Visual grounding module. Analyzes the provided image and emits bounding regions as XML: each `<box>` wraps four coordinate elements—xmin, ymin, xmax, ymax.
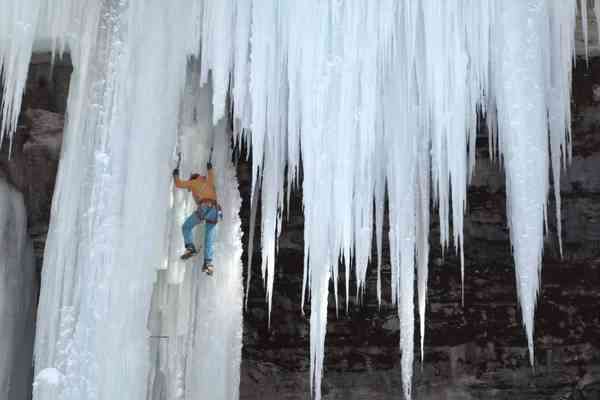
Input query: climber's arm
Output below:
<box><xmin>174</xmin><ymin>177</ymin><xmax>193</xmax><ymax>189</ymax></box>
<box><xmin>173</xmin><ymin>169</ymin><xmax>192</xmax><ymax>189</ymax></box>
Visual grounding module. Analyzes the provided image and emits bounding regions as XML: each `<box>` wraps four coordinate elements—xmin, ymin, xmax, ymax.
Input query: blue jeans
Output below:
<box><xmin>182</xmin><ymin>204</ymin><xmax>218</xmax><ymax>264</ymax></box>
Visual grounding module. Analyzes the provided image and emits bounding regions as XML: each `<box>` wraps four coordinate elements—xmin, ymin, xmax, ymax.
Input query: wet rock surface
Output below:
<box><xmin>1</xmin><ymin>55</ymin><xmax>599</xmax><ymax>399</ymax></box>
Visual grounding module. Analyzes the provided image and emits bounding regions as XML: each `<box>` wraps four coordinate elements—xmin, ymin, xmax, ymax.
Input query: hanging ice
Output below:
<box><xmin>0</xmin><ymin>178</ymin><xmax>36</xmax><ymax>400</ymax></box>
<box><xmin>0</xmin><ymin>0</ymin><xmax>41</xmax><ymax>147</ymax></box>
<box><xmin>0</xmin><ymin>1</ymin><xmax>590</xmax><ymax>399</ymax></box>
<box><xmin>213</xmin><ymin>1</ymin><xmax>577</xmax><ymax>398</ymax></box>
<box><xmin>493</xmin><ymin>0</ymin><xmax>553</xmax><ymax>367</ymax></box>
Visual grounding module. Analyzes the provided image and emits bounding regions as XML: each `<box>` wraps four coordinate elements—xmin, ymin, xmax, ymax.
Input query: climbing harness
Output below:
<box><xmin>196</xmin><ymin>199</ymin><xmax>223</xmax><ymax>224</ymax></box>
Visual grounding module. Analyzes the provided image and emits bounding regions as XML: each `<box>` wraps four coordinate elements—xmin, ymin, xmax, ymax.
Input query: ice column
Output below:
<box><xmin>0</xmin><ymin>178</ymin><xmax>36</xmax><ymax>400</ymax></box>
<box><xmin>34</xmin><ymin>1</ymin><xmax>197</xmax><ymax>399</ymax></box>
<box><xmin>146</xmin><ymin>63</ymin><xmax>243</xmax><ymax>400</ymax></box>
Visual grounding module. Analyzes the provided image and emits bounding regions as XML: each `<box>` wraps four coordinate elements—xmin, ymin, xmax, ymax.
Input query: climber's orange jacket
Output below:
<box><xmin>174</xmin><ymin>169</ymin><xmax>217</xmax><ymax>204</ymax></box>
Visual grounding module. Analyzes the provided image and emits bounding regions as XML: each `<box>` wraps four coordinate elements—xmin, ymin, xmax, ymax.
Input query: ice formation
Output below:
<box><xmin>146</xmin><ymin>62</ymin><xmax>243</xmax><ymax>400</ymax></box>
<box><xmin>227</xmin><ymin>2</ymin><xmax>577</xmax><ymax>398</ymax></box>
<box><xmin>0</xmin><ymin>178</ymin><xmax>36</xmax><ymax>400</ymax></box>
<box><xmin>35</xmin><ymin>368</ymin><xmax>63</xmax><ymax>386</ymax></box>
<box><xmin>0</xmin><ymin>1</ymin><xmax>593</xmax><ymax>399</ymax></box>
<box><xmin>0</xmin><ymin>0</ymin><xmax>41</xmax><ymax>147</ymax></box>
<box><xmin>7</xmin><ymin>2</ymin><xmax>242</xmax><ymax>400</ymax></box>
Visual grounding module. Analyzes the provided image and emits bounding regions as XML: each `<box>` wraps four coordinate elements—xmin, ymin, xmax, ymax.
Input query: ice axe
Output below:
<box><xmin>171</xmin><ymin>151</ymin><xmax>182</xmax><ymax>177</ymax></box>
<box><xmin>173</xmin><ymin>129</ymin><xmax>182</xmax><ymax>172</ymax></box>
<box><xmin>208</xmin><ymin>127</ymin><xmax>216</xmax><ymax>165</ymax></box>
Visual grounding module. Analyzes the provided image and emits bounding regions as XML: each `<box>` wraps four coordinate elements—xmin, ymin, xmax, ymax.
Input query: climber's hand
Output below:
<box><xmin>207</xmin><ymin>162</ymin><xmax>213</xmax><ymax>170</ymax></box>
<box><xmin>172</xmin><ymin>168</ymin><xmax>180</xmax><ymax>177</ymax></box>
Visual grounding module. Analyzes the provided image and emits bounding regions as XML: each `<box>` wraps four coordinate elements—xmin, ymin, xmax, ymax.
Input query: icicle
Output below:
<box><xmin>595</xmin><ymin>0</ymin><xmax>600</xmax><ymax>47</ymax></box>
<box><xmin>492</xmin><ymin>0</ymin><xmax>553</xmax><ymax>366</ymax></box>
<box><xmin>0</xmin><ymin>0</ymin><xmax>41</xmax><ymax>146</ymax></box>
<box><xmin>581</xmin><ymin>0</ymin><xmax>590</xmax><ymax>62</ymax></box>
<box><xmin>374</xmin><ymin>173</ymin><xmax>385</xmax><ymax>309</ymax></box>
<box><xmin>245</xmin><ymin>175</ymin><xmax>261</xmax><ymax>310</ymax></box>
<box><xmin>416</xmin><ymin>132</ymin><xmax>431</xmax><ymax>365</ymax></box>
<box><xmin>548</xmin><ymin>0</ymin><xmax>577</xmax><ymax>260</ymax></box>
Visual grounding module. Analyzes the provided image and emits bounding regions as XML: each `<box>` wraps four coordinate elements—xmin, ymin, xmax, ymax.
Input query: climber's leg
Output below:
<box><xmin>180</xmin><ymin>212</ymin><xmax>200</xmax><ymax>260</ymax></box>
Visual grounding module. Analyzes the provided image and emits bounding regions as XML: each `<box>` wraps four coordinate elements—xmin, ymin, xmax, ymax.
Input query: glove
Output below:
<box><xmin>207</xmin><ymin>161</ymin><xmax>213</xmax><ymax>170</ymax></box>
<box><xmin>172</xmin><ymin>168</ymin><xmax>180</xmax><ymax>177</ymax></box>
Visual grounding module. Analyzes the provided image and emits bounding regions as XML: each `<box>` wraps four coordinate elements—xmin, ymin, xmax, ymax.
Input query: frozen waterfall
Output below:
<box><xmin>0</xmin><ymin>178</ymin><xmax>36</xmax><ymax>400</ymax></box>
<box><xmin>18</xmin><ymin>2</ymin><xmax>242</xmax><ymax>400</ymax></box>
<box><xmin>0</xmin><ymin>0</ymin><xmax>594</xmax><ymax>399</ymax></box>
<box><xmin>146</xmin><ymin>63</ymin><xmax>243</xmax><ymax>400</ymax></box>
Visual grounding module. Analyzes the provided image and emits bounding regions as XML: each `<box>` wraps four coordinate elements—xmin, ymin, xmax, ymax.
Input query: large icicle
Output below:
<box><xmin>0</xmin><ymin>178</ymin><xmax>36</xmax><ymax>400</ymax></box>
<box><xmin>491</xmin><ymin>0</ymin><xmax>565</xmax><ymax>366</ymax></box>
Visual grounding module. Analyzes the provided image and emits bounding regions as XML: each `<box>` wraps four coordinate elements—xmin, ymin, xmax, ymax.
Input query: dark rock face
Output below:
<box><xmin>0</xmin><ymin>108</ymin><xmax>64</xmax><ymax>271</ymax></box>
<box><xmin>2</xmin><ymin>54</ymin><xmax>599</xmax><ymax>400</ymax></box>
<box><xmin>23</xmin><ymin>53</ymin><xmax>72</xmax><ymax>114</ymax></box>
<box><xmin>0</xmin><ymin>53</ymin><xmax>70</xmax><ymax>270</ymax></box>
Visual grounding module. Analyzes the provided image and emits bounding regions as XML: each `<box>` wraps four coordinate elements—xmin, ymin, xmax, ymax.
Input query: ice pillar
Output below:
<box><xmin>33</xmin><ymin>1</ymin><xmax>195</xmax><ymax>399</ymax></box>
<box><xmin>0</xmin><ymin>179</ymin><xmax>36</xmax><ymax>400</ymax></box>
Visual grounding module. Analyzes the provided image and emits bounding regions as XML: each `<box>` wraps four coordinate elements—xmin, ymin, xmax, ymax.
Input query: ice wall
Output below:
<box><xmin>0</xmin><ymin>178</ymin><xmax>36</xmax><ymax>400</ymax></box>
<box><xmin>146</xmin><ymin>63</ymin><xmax>243</xmax><ymax>400</ymax></box>
<box><xmin>23</xmin><ymin>1</ymin><xmax>245</xmax><ymax>399</ymax></box>
<box><xmin>30</xmin><ymin>2</ymin><xmax>226</xmax><ymax>400</ymax></box>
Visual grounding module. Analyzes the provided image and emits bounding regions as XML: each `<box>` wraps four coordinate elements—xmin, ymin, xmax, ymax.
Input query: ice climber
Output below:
<box><xmin>172</xmin><ymin>161</ymin><xmax>221</xmax><ymax>275</ymax></box>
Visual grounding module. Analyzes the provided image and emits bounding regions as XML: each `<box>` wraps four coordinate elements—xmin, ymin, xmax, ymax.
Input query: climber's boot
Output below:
<box><xmin>180</xmin><ymin>245</ymin><xmax>198</xmax><ymax>260</ymax></box>
<box><xmin>202</xmin><ymin>262</ymin><xmax>214</xmax><ymax>276</ymax></box>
